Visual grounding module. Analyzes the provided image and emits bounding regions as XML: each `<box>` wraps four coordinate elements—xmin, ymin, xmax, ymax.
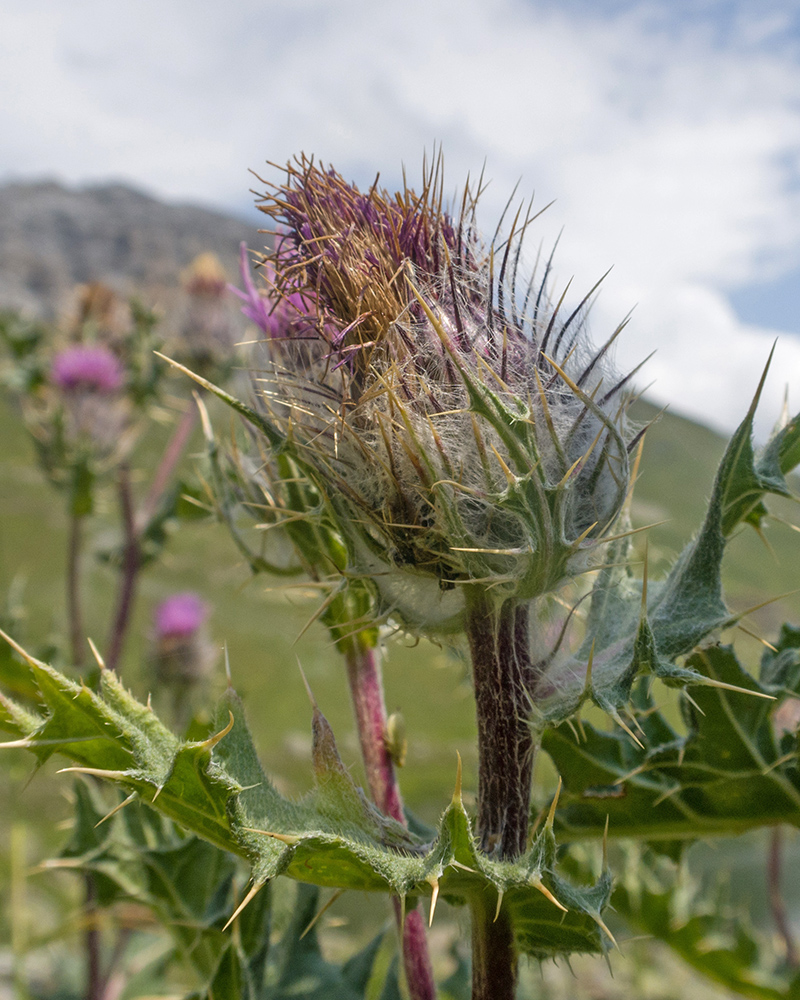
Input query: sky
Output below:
<box><xmin>3</xmin><ymin>0</ymin><xmax>800</xmax><ymax>435</ymax></box>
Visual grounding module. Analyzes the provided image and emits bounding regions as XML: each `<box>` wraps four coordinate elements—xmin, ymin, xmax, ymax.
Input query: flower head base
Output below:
<box><xmin>239</xmin><ymin>157</ymin><xmax>637</xmax><ymax>632</ymax></box>
<box><xmin>183</xmin><ymin>253</ymin><xmax>229</xmax><ymax>299</ymax></box>
<box><xmin>46</xmin><ymin>343</ymin><xmax>130</xmax><ymax>457</ymax></box>
<box><xmin>51</xmin><ymin>345</ymin><xmax>124</xmax><ymax>394</ymax></box>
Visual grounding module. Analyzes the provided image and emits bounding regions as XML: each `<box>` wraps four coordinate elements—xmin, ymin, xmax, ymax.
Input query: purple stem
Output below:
<box><xmin>85</xmin><ymin>873</ymin><xmax>102</xmax><ymax>1000</ymax></box>
<box><xmin>104</xmin><ymin>464</ymin><xmax>139</xmax><ymax>674</ymax></box>
<box><xmin>137</xmin><ymin>400</ymin><xmax>198</xmax><ymax>532</ymax></box>
<box><xmin>105</xmin><ymin>400</ymin><xmax>198</xmax><ymax>674</ymax></box>
<box><xmin>465</xmin><ymin>592</ymin><xmax>535</xmax><ymax>1000</ymax></box>
<box><xmin>345</xmin><ymin>643</ymin><xmax>436</xmax><ymax>1000</ymax></box>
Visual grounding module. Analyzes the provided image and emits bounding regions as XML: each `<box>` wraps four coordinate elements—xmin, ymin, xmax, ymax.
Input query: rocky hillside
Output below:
<box><xmin>0</xmin><ymin>180</ymin><xmax>263</xmax><ymax>323</ymax></box>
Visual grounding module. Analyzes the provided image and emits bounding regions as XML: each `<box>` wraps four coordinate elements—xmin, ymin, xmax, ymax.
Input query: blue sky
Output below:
<box><xmin>3</xmin><ymin>0</ymin><xmax>800</xmax><ymax>434</ymax></box>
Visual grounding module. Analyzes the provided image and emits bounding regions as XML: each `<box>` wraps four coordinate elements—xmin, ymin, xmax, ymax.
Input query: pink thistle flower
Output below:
<box><xmin>51</xmin><ymin>345</ymin><xmax>124</xmax><ymax>394</ymax></box>
<box><xmin>154</xmin><ymin>592</ymin><xmax>208</xmax><ymax>638</ymax></box>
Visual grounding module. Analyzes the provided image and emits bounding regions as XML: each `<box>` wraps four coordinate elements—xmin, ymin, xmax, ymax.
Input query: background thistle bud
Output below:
<box><xmin>237</xmin><ymin>157</ymin><xmax>636</xmax><ymax>632</ymax></box>
<box><xmin>51</xmin><ymin>344</ymin><xmax>124</xmax><ymax>395</ymax></box>
<box><xmin>48</xmin><ymin>342</ymin><xmax>131</xmax><ymax>455</ymax></box>
<box><xmin>150</xmin><ymin>592</ymin><xmax>215</xmax><ymax>729</ymax></box>
<box><xmin>176</xmin><ymin>252</ymin><xmax>238</xmax><ymax>376</ymax></box>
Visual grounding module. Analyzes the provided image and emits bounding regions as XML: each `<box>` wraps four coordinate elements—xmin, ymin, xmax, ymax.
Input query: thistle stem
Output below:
<box><xmin>105</xmin><ymin>464</ymin><xmax>139</xmax><ymax>674</ymax></box>
<box><xmin>465</xmin><ymin>593</ymin><xmax>535</xmax><ymax>999</ymax></box>
<box><xmin>85</xmin><ymin>873</ymin><xmax>102</xmax><ymax>1000</ymax></box>
<box><xmin>345</xmin><ymin>642</ymin><xmax>436</xmax><ymax>1000</ymax></box>
<box><xmin>470</xmin><ymin>891</ymin><xmax>516</xmax><ymax>1000</ymax></box>
<box><xmin>137</xmin><ymin>398</ymin><xmax>198</xmax><ymax>532</ymax></box>
<box><xmin>345</xmin><ymin>642</ymin><xmax>403</xmax><ymax>819</ymax></box>
<box><xmin>768</xmin><ymin>827</ymin><xmax>798</xmax><ymax>968</ymax></box>
<box><xmin>106</xmin><ymin>399</ymin><xmax>198</xmax><ymax>673</ymax></box>
<box><xmin>67</xmin><ymin>512</ymin><xmax>86</xmax><ymax>668</ymax></box>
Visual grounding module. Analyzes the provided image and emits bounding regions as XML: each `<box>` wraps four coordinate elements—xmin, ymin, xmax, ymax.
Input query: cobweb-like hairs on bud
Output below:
<box><xmin>239</xmin><ymin>155</ymin><xmax>637</xmax><ymax>631</ymax></box>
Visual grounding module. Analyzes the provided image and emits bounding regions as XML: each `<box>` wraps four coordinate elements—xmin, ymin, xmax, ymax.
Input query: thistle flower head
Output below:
<box><xmin>151</xmin><ymin>592</ymin><xmax>215</xmax><ymax>726</ymax></box>
<box><xmin>239</xmin><ymin>156</ymin><xmax>636</xmax><ymax>632</ymax></box>
<box><xmin>183</xmin><ymin>253</ymin><xmax>229</xmax><ymax>299</ymax></box>
<box><xmin>154</xmin><ymin>592</ymin><xmax>208</xmax><ymax>638</ymax></box>
<box><xmin>51</xmin><ymin>345</ymin><xmax>124</xmax><ymax>394</ymax></box>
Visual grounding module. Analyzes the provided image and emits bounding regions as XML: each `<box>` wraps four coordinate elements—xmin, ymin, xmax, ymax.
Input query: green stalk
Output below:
<box><xmin>66</xmin><ymin>511</ymin><xmax>86</xmax><ymax>669</ymax></box>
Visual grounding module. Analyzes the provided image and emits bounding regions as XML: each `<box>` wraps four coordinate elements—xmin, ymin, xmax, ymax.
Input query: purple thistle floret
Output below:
<box><xmin>51</xmin><ymin>345</ymin><xmax>124</xmax><ymax>394</ymax></box>
<box><xmin>154</xmin><ymin>592</ymin><xmax>208</xmax><ymax>638</ymax></box>
<box><xmin>231</xmin><ymin>242</ymin><xmax>322</xmax><ymax>341</ymax></box>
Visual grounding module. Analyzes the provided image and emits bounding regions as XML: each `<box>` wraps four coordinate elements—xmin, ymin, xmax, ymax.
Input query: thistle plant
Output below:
<box><xmin>150</xmin><ymin>592</ymin><xmax>216</xmax><ymax>730</ymax></box>
<box><xmin>5</xmin><ymin>156</ymin><xmax>800</xmax><ymax>1000</ymax></box>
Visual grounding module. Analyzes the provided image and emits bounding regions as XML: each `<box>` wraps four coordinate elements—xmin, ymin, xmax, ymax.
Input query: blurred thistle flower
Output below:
<box><xmin>151</xmin><ymin>592</ymin><xmax>215</xmax><ymax>727</ymax></box>
<box><xmin>46</xmin><ymin>342</ymin><xmax>131</xmax><ymax>459</ymax></box>
<box><xmin>51</xmin><ymin>345</ymin><xmax>124</xmax><ymax>394</ymax></box>
<box><xmin>70</xmin><ymin>282</ymin><xmax>132</xmax><ymax>346</ymax></box>
<box><xmin>177</xmin><ymin>252</ymin><xmax>238</xmax><ymax>375</ymax></box>
<box><xmin>232</xmin><ymin>156</ymin><xmax>639</xmax><ymax>633</ymax></box>
<box><xmin>154</xmin><ymin>591</ymin><xmax>208</xmax><ymax>638</ymax></box>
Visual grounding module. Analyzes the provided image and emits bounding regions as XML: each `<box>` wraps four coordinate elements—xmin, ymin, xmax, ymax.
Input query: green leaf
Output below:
<box><xmin>0</xmin><ymin>634</ymin><xmax>612</xmax><ymax>963</ymax></box>
<box><xmin>543</xmin><ymin>642</ymin><xmax>800</xmax><ymax>844</ymax></box>
<box><xmin>534</xmin><ymin>367</ymin><xmax>800</xmax><ymax>730</ymax></box>
<box><xmin>53</xmin><ymin>781</ymin><xmax>269</xmax><ymax>998</ymax></box>
<box><xmin>270</xmin><ymin>884</ymin><xmax>383</xmax><ymax>999</ymax></box>
<box><xmin>610</xmin><ymin>846</ymin><xmax>800</xmax><ymax>1000</ymax></box>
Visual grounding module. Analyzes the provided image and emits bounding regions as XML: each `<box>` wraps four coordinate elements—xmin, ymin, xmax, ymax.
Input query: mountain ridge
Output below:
<box><xmin>0</xmin><ymin>178</ymin><xmax>263</xmax><ymax>323</ymax></box>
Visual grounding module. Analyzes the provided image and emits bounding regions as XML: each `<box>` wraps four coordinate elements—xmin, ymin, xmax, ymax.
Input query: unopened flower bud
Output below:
<box><xmin>236</xmin><ymin>158</ymin><xmax>636</xmax><ymax>633</ymax></box>
<box><xmin>51</xmin><ymin>345</ymin><xmax>124</xmax><ymax>394</ymax></box>
<box><xmin>178</xmin><ymin>253</ymin><xmax>237</xmax><ymax>374</ymax></box>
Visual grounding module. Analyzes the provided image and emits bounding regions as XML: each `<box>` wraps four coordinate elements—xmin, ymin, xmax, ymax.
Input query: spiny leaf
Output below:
<box><xmin>534</xmin><ymin>373</ymin><xmax>800</xmax><ymax>730</ymax></box>
<box><xmin>543</xmin><ymin>642</ymin><xmax>800</xmax><ymax>844</ymax></box>
<box><xmin>0</xmin><ymin>640</ymin><xmax>612</xmax><ymax>962</ymax></box>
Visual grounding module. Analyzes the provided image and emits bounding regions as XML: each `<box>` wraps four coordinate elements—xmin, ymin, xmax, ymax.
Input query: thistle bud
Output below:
<box><xmin>237</xmin><ymin>158</ymin><xmax>635</xmax><ymax>633</ymax></box>
<box><xmin>51</xmin><ymin>345</ymin><xmax>124</xmax><ymax>394</ymax></box>
<box><xmin>49</xmin><ymin>343</ymin><xmax>130</xmax><ymax>451</ymax></box>
<box><xmin>178</xmin><ymin>252</ymin><xmax>237</xmax><ymax>375</ymax></box>
<box><xmin>151</xmin><ymin>592</ymin><xmax>215</xmax><ymax>728</ymax></box>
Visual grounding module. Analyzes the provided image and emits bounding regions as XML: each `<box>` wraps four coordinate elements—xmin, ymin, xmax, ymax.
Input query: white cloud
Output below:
<box><xmin>2</xmin><ymin>0</ymin><xmax>800</xmax><ymax>432</ymax></box>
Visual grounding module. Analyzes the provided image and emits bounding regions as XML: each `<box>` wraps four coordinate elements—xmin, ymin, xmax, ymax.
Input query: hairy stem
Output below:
<box><xmin>470</xmin><ymin>891</ymin><xmax>516</xmax><ymax>1000</ymax></box>
<box><xmin>67</xmin><ymin>512</ymin><xmax>86</xmax><ymax>668</ymax></box>
<box><xmin>345</xmin><ymin>642</ymin><xmax>436</xmax><ymax>1000</ymax></box>
<box><xmin>465</xmin><ymin>593</ymin><xmax>535</xmax><ymax>999</ymax></box>
<box><xmin>105</xmin><ymin>464</ymin><xmax>140</xmax><ymax>673</ymax></box>
<box><xmin>345</xmin><ymin>643</ymin><xmax>403</xmax><ymax>819</ymax></box>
